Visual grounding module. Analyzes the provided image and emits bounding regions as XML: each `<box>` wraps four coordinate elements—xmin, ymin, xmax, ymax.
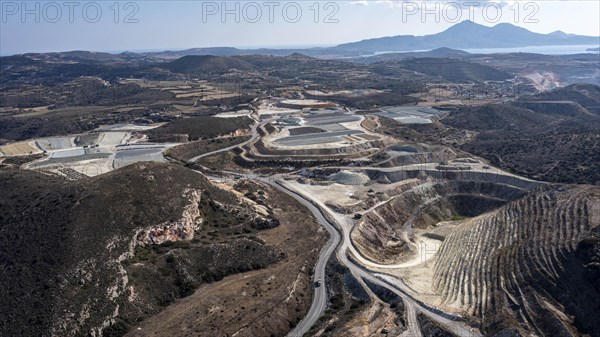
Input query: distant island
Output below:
<box><xmin>335</xmin><ymin>21</ymin><xmax>599</xmax><ymax>53</ymax></box>
<box><xmin>6</xmin><ymin>21</ymin><xmax>600</xmax><ymax>59</ymax></box>
<box><xmin>587</xmin><ymin>47</ymin><xmax>600</xmax><ymax>52</ymax></box>
<box><xmin>145</xmin><ymin>21</ymin><xmax>600</xmax><ymax>59</ymax></box>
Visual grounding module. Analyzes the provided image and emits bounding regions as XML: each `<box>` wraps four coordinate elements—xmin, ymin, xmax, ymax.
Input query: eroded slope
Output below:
<box><xmin>433</xmin><ymin>185</ymin><xmax>600</xmax><ymax>336</ymax></box>
<box><xmin>0</xmin><ymin>163</ymin><xmax>324</xmax><ymax>337</ymax></box>
<box><xmin>352</xmin><ymin>181</ymin><xmax>528</xmax><ymax>264</ymax></box>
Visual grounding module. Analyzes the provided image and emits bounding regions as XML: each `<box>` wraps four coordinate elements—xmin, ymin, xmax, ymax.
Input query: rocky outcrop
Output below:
<box><xmin>250</xmin><ymin>217</ymin><xmax>280</xmax><ymax>230</ymax></box>
<box><xmin>136</xmin><ymin>189</ymin><xmax>203</xmax><ymax>245</ymax></box>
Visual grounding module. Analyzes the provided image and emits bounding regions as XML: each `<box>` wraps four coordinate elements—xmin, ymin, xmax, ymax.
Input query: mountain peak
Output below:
<box><xmin>440</xmin><ymin>20</ymin><xmax>489</xmax><ymax>34</ymax></box>
<box><xmin>456</xmin><ymin>19</ymin><xmax>476</xmax><ymax>26</ymax></box>
<box><xmin>285</xmin><ymin>52</ymin><xmax>314</xmax><ymax>60</ymax></box>
<box><xmin>334</xmin><ymin>19</ymin><xmax>598</xmax><ymax>53</ymax></box>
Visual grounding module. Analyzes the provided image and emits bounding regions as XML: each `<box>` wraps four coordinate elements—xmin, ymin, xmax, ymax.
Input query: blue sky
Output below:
<box><xmin>1</xmin><ymin>1</ymin><xmax>599</xmax><ymax>55</ymax></box>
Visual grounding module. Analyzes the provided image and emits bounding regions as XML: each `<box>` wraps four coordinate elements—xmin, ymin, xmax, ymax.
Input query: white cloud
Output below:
<box><xmin>346</xmin><ymin>0</ymin><xmax>370</xmax><ymax>6</ymax></box>
<box><xmin>347</xmin><ymin>0</ymin><xmax>507</xmax><ymax>9</ymax></box>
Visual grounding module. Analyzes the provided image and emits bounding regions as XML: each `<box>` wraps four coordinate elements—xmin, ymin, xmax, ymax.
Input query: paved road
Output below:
<box><xmin>189</xmin><ymin>117</ymin><xmax>482</xmax><ymax>337</ymax></box>
<box><xmin>273</xmin><ymin>180</ymin><xmax>424</xmax><ymax>337</ymax></box>
<box><xmin>282</xmin><ymin>181</ymin><xmax>440</xmax><ymax>270</ymax></box>
<box><xmin>258</xmin><ymin>178</ymin><xmax>340</xmax><ymax>337</ymax></box>
<box><xmin>187</xmin><ymin>117</ymin><xmax>263</xmax><ymax>163</ymax></box>
<box><xmin>198</xmin><ymin>169</ymin><xmax>479</xmax><ymax>337</ymax></box>
<box><xmin>272</xmin><ymin>179</ymin><xmax>481</xmax><ymax>337</ymax></box>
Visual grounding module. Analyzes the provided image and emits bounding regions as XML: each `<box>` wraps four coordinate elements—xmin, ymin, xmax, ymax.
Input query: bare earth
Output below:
<box><xmin>125</xmin><ymin>181</ymin><xmax>327</xmax><ymax>337</ymax></box>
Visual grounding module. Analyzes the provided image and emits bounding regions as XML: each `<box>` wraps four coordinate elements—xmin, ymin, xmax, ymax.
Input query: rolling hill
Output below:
<box><xmin>395</xmin><ymin>57</ymin><xmax>512</xmax><ymax>82</ymax></box>
<box><xmin>0</xmin><ymin>162</ymin><xmax>316</xmax><ymax>336</ymax></box>
<box><xmin>165</xmin><ymin>55</ymin><xmax>256</xmax><ymax>74</ymax></box>
<box><xmin>443</xmin><ymin>84</ymin><xmax>600</xmax><ymax>184</ymax></box>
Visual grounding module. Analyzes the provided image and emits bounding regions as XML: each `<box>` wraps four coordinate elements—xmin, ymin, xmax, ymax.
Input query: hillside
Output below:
<box><xmin>352</xmin><ymin>181</ymin><xmax>528</xmax><ymax>264</ymax></box>
<box><xmin>442</xmin><ymin>84</ymin><xmax>600</xmax><ymax>184</ymax></box>
<box><xmin>396</xmin><ymin>57</ymin><xmax>512</xmax><ymax>83</ymax></box>
<box><xmin>23</xmin><ymin>50</ymin><xmax>136</xmax><ymax>64</ymax></box>
<box><xmin>433</xmin><ymin>185</ymin><xmax>600</xmax><ymax>336</ymax></box>
<box><xmin>145</xmin><ymin>116</ymin><xmax>253</xmax><ymax>142</ymax></box>
<box><xmin>165</xmin><ymin>55</ymin><xmax>256</xmax><ymax>74</ymax></box>
<box><xmin>521</xmin><ymin>83</ymin><xmax>600</xmax><ymax>115</ymax></box>
<box><xmin>442</xmin><ymin>104</ymin><xmax>557</xmax><ymax>131</ymax></box>
<box><xmin>0</xmin><ymin>163</ymin><xmax>217</xmax><ymax>336</ymax></box>
<box><xmin>0</xmin><ymin>163</ymin><xmax>322</xmax><ymax>336</ymax></box>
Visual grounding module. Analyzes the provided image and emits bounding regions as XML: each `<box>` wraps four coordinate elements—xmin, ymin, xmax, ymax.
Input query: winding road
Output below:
<box><xmin>259</xmin><ymin>178</ymin><xmax>341</xmax><ymax>337</ymax></box>
<box><xmin>186</xmin><ymin>117</ymin><xmax>263</xmax><ymax>163</ymax></box>
<box><xmin>271</xmin><ymin>179</ymin><xmax>480</xmax><ymax>337</ymax></box>
<box><xmin>190</xmin><ymin>114</ymin><xmax>483</xmax><ymax>337</ymax></box>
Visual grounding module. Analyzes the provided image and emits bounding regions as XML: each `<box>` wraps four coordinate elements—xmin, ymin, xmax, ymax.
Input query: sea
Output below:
<box><xmin>373</xmin><ymin>44</ymin><xmax>600</xmax><ymax>56</ymax></box>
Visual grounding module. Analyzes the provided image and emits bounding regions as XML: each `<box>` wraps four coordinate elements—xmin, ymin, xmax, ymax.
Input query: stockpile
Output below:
<box><xmin>330</xmin><ymin>170</ymin><xmax>370</xmax><ymax>186</ymax></box>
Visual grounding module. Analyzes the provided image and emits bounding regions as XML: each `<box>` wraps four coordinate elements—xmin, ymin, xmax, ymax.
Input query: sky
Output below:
<box><xmin>1</xmin><ymin>0</ymin><xmax>599</xmax><ymax>55</ymax></box>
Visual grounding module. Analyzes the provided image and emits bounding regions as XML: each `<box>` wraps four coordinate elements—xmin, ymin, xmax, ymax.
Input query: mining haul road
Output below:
<box><xmin>190</xmin><ymin>126</ymin><xmax>482</xmax><ymax>337</ymax></box>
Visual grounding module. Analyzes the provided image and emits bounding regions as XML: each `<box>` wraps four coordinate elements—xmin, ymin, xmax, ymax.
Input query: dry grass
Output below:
<box><xmin>124</xmin><ymin>181</ymin><xmax>327</xmax><ymax>337</ymax></box>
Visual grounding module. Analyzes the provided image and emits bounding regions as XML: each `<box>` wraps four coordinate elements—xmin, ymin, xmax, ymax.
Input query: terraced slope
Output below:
<box><xmin>242</xmin><ymin>123</ymin><xmax>391</xmax><ymax>162</ymax></box>
<box><xmin>432</xmin><ymin>185</ymin><xmax>600</xmax><ymax>336</ymax></box>
<box><xmin>352</xmin><ymin>181</ymin><xmax>528</xmax><ymax>264</ymax></box>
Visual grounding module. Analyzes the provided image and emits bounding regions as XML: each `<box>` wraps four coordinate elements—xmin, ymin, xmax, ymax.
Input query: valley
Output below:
<box><xmin>1</xmin><ymin>19</ymin><xmax>599</xmax><ymax>337</ymax></box>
